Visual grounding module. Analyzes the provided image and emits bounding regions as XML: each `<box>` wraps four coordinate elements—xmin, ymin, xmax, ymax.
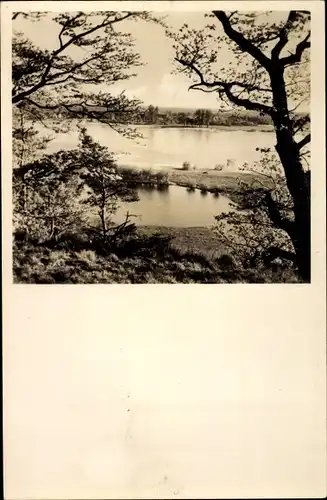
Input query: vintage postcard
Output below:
<box><xmin>2</xmin><ymin>0</ymin><xmax>326</xmax><ymax>498</ymax></box>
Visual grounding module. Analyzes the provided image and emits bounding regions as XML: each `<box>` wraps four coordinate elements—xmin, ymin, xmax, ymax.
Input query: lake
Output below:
<box><xmin>43</xmin><ymin>122</ymin><xmax>274</xmax><ymax>227</ymax></box>
<box><xmin>111</xmin><ymin>185</ymin><xmax>235</xmax><ymax>227</ymax></box>
<box><xmin>46</xmin><ymin>122</ymin><xmax>276</xmax><ymax>172</ymax></box>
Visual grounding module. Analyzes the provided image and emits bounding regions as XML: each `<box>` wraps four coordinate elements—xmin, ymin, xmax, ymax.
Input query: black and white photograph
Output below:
<box><xmin>2</xmin><ymin>2</ymin><xmax>326</xmax><ymax>500</ymax></box>
<box><xmin>11</xmin><ymin>4</ymin><xmax>312</xmax><ymax>284</ymax></box>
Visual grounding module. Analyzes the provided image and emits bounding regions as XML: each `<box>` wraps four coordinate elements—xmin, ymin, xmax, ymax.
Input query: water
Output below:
<box><xmin>111</xmin><ymin>185</ymin><xmax>234</xmax><ymax>227</ymax></box>
<box><xmin>41</xmin><ymin>122</ymin><xmax>273</xmax><ymax>227</ymax></box>
<box><xmin>45</xmin><ymin>122</ymin><xmax>276</xmax><ymax>172</ymax></box>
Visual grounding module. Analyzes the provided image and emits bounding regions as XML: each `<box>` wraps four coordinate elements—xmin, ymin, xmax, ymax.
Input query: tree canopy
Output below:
<box><xmin>12</xmin><ymin>11</ymin><xmax>164</xmax><ymax>132</ymax></box>
<box><xmin>169</xmin><ymin>11</ymin><xmax>310</xmax><ymax>146</ymax></box>
<box><xmin>169</xmin><ymin>10</ymin><xmax>311</xmax><ymax>280</ymax></box>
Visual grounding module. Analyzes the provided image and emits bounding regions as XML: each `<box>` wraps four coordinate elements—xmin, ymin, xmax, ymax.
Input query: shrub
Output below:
<box><xmin>182</xmin><ymin>161</ymin><xmax>191</xmax><ymax>170</ymax></box>
<box><xmin>199</xmin><ymin>185</ymin><xmax>208</xmax><ymax>194</ymax></box>
<box><xmin>214</xmin><ymin>164</ymin><xmax>224</xmax><ymax>171</ymax></box>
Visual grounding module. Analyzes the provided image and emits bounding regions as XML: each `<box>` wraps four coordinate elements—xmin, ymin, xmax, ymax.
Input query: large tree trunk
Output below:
<box><xmin>270</xmin><ymin>69</ymin><xmax>311</xmax><ymax>282</ymax></box>
<box><xmin>275</xmin><ymin>135</ymin><xmax>311</xmax><ymax>281</ymax></box>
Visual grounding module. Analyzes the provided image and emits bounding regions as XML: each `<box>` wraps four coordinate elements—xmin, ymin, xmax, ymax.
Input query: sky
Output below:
<box><xmin>13</xmin><ymin>11</ymin><xmax>308</xmax><ymax>110</ymax></box>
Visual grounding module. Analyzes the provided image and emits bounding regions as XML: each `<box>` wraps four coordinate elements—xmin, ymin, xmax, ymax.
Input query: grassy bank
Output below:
<box><xmin>168</xmin><ymin>168</ymin><xmax>271</xmax><ymax>193</ymax></box>
<box><xmin>118</xmin><ymin>164</ymin><xmax>273</xmax><ymax>198</ymax></box>
<box><xmin>13</xmin><ymin>226</ymin><xmax>301</xmax><ymax>284</ymax></box>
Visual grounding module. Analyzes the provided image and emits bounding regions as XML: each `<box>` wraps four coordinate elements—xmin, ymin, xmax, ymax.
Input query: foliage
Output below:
<box><xmin>182</xmin><ymin>161</ymin><xmax>191</xmax><ymax>170</ymax></box>
<box><xmin>214</xmin><ymin>149</ymin><xmax>296</xmax><ymax>267</ymax></box>
<box><xmin>118</xmin><ymin>167</ymin><xmax>169</xmax><ymax>187</ymax></box>
<box><xmin>144</xmin><ymin>105</ymin><xmax>159</xmax><ymax>124</ymax></box>
<box><xmin>12</xmin><ymin>106</ymin><xmax>53</xmax><ymax>168</ymax></box>
<box><xmin>77</xmin><ymin>129</ymin><xmax>138</xmax><ymax>240</ymax></box>
<box><xmin>194</xmin><ymin>108</ymin><xmax>213</xmax><ymax>126</ymax></box>
<box><xmin>13</xmin><ymin>125</ymin><xmax>138</xmax><ymax>243</ymax></box>
<box><xmin>13</xmin><ymin>228</ymin><xmax>302</xmax><ymax>284</ymax></box>
<box><xmin>168</xmin><ymin>11</ymin><xmax>310</xmax><ymax>122</ymax></box>
<box><xmin>169</xmin><ymin>10</ymin><xmax>311</xmax><ymax>280</ymax></box>
<box><xmin>12</xmin><ymin>11</ymin><xmax>165</xmax><ymax>135</ymax></box>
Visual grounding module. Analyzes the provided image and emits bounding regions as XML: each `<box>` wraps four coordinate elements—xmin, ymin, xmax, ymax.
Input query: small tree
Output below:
<box><xmin>13</xmin><ymin>145</ymin><xmax>87</xmax><ymax>241</ymax></box>
<box><xmin>13</xmin><ymin>105</ymin><xmax>54</xmax><ymax>217</ymax></box>
<box><xmin>13</xmin><ymin>129</ymin><xmax>138</xmax><ymax>243</ymax></box>
<box><xmin>145</xmin><ymin>105</ymin><xmax>159</xmax><ymax>124</ymax></box>
<box><xmin>77</xmin><ymin>129</ymin><xmax>137</xmax><ymax>242</ymax></box>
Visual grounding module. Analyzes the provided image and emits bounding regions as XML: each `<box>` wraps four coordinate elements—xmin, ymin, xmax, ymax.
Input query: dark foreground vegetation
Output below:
<box><xmin>13</xmin><ymin>226</ymin><xmax>301</xmax><ymax>284</ymax></box>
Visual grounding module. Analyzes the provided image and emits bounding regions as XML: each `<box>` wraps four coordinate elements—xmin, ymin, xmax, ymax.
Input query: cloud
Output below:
<box><xmin>125</xmin><ymin>86</ymin><xmax>148</xmax><ymax>99</ymax></box>
<box><xmin>156</xmin><ymin>73</ymin><xmax>219</xmax><ymax>108</ymax></box>
<box><xmin>158</xmin><ymin>74</ymin><xmax>183</xmax><ymax>96</ymax></box>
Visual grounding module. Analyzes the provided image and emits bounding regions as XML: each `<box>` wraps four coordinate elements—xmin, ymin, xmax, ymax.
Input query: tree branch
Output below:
<box><xmin>271</xmin><ymin>11</ymin><xmax>298</xmax><ymax>60</ymax></box>
<box><xmin>280</xmin><ymin>33</ymin><xmax>310</xmax><ymax>66</ymax></box>
<box><xmin>224</xmin><ymin>86</ymin><xmax>273</xmax><ymax>115</ymax></box>
<box><xmin>297</xmin><ymin>133</ymin><xmax>311</xmax><ymax>150</ymax></box>
<box><xmin>176</xmin><ymin>57</ymin><xmax>273</xmax><ymax>115</ymax></box>
<box><xmin>12</xmin><ymin>12</ymin><xmax>136</xmax><ymax>105</ymax></box>
<box><xmin>213</xmin><ymin>11</ymin><xmax>271</xmax><ymax>70</ymax></box>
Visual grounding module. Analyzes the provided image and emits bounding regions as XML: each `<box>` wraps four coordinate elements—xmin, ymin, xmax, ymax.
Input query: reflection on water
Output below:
<box><xmin>45</xmin><ymin>122</ymin><xmax>277</xmax><ymax>172</ymax></box>
<box><xmin>112</xmin><ymin>185</ymin><xmax>234</xmax><ymax>227</ymax></box>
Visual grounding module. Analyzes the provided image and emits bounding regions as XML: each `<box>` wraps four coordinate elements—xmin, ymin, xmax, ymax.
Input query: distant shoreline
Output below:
<box><xmin>154</xmin><ymin>124</ymin><xmax>274</xmax><ymax>132</ymax></box>
<box><xmin>46</xmin><ymin>117</ymin><xmax>274</xmax><ymax>133</ymax></box>
<box><xmin>100</xmin><ymin>122</ymin><xmax>275</xmax><ymax>133</ymax></box>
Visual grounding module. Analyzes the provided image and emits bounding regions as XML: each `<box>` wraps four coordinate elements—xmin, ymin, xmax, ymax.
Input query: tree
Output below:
<box><xmin>194</xmin><ymin>108</ymin><xmax>205</xmax><ymax>125</ymax></box>
<box><xmin>13</xmin><ymin>147</ymin><xmax>87</xmax><ymax>242</ymax></box>
<box><xmin>77</xmin><ymin>129</ymin><xmax>137</xmax><ymax>241</ymax></box>
<box><xmin>13</xmin><ymin>128</ymin><xmax>138</xmax><ymax>243</ymax></box>
<box><xmin>145</xmin><ymin>104</ymin><xmax>159</xmax><ymax>124</ymax></box>
<box><xmin>177</xmin><ymin>112</ymin><xmax>187</xmax><ymax>125</ymax></box>
<box><xmin>169</xmin><ymin>11</ymin><xmax>311</xmax><ymax>280</ymax></box>
<box><xmin>194</xmin><ymin>108</ymin><xmax>213</xmax><ymax>126</ymax></box>
<box><xmin>12</xmin><ymin>11</ymin><xmax>164</xmax><ymax>133</ymax></box>
<box><xmin>214</xmin><ymin>148</ymin><xmax>296</xmax><ymax>271</ymax></box>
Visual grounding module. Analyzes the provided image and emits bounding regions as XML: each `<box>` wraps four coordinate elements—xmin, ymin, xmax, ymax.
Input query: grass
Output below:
<box><xmin>118</xmin><ymin>163</ymin><xmax>273</xmax><ymax>201</ymax></box>
<box><xmin>13</xmin><ymin>227</ymin><xmax>301</xmax><ymax>284</ymax></box>
<box><xmin>168</xmin><ymin>168</ymin><xmax>272</xmax><ymax>193</ymax></box>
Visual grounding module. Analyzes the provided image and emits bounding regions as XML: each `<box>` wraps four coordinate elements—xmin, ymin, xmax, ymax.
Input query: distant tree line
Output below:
<box><xmin>133</xmin><ymin>105</ymin><xmax>274</xmax><ymax>126</ymax></box>
<box><xmin>48</xmin><ymin>103</ymin><xmax>308</xmax><ymax>129</ymax></box>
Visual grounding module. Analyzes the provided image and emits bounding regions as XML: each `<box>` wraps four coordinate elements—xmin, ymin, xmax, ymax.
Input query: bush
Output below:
<box><xmin>214</xmin><ymin>164</ymin><xmax>224</xmax><ymax>171</ymax></box>
<box><xmin>182</xmin><ymin>161</ymin><xmax>191</xmax><ymax>170</ymax></box>
<box><xmin>199</xmin><ymin>184</ymin><xmax>208</xmax><ymax>194</ymax></box>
